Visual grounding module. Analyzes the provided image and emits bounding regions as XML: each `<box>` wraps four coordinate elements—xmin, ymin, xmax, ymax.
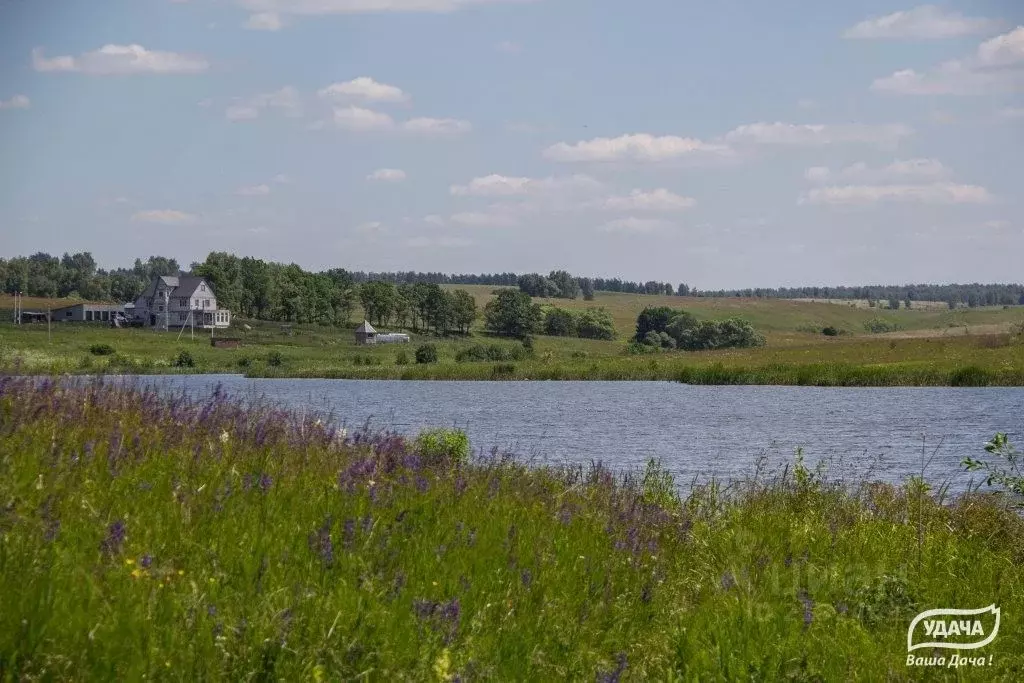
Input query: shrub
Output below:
<box><xmin>89</xmin><ymin>343</ymin><xmax>116</xmax><ymax>356</ymax></box>
<box><xmin>395</xmin><ymin>350</ymin><xmax>410</xmax><ymax>365</ymax></box>
<box><xmin>455</xmin><ymin>344</ymin><xmax>527</xmax><ymax>363</ymax></box>
<box><xmin>674</xmin><ymin>318</ymin><xmax>766</xmax><ymax>351</ymax></box>
<box><xmin>962</xmin><ymin>433</ymin><xmax>1023</xmax><ymax>503</ymax></box>
<box><xmin>521</xmin><ymin>335</ymin><xmax>534</xmax><ymax>353</ymax></box>
<box><xmin>265</xmin><ymin>351</ymin><xmax>284</xmax><ymax>367</ymax></box>
<box><xmin>543</xmin><ymin>308</ymin><xmax>578</xmax><ymax>337</ymax></box>
<box><xmin>626</xmin><ymin>342</ymin><xmax>660</xmax><ymax>355</ymax></box>
<box><xmin>237</xmin><ymin>356</ymin><xmax>252</xmax><ymax>369</ymax></box>
<box><xmin>415</xmin><ymin>344</ymin><xmax>439</xmax><ymax>364</ymax></box>
<box><xmin>863</xmin><ymin>318</ymin><xmax>902</xmax><ymax>334</ymax></box>
<box><xmin>172</xmin><ymin>350</ymin><xmax>195</xmax><ymax>368</ymax></box>
<box><xmin>414</xmin><ymin>428</ymin><xmax>470</xmax><ymax>465</ymax></box>
<box><xmin>822</xmin><ymin>326</ymin><xmax>839</xmax><ymax>337</ymax></box>
<box><xmin>576</xmin><ymin>308</ymin><xmax>616</xmax><ymax>341</ymax></box>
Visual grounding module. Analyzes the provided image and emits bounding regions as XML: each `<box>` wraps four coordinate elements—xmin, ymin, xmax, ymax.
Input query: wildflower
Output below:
<box><xmin>219</xmin><ymin>430</ymin><xmax>230</xmax><ymax>445</ymax></box>
<box><xmin>125</xmin><ymin>558</ymin><xmax>135</xmax><ymax>566</ymax></box>
<box><xmin>721</xmin><ymin>571</ymin><xmax>736</xmax><ymax>591</ymax></box>
<box><xmin>100</xmin><ymin>520</ymin><xmax>126</xmax><ymax>557</ymax></box>
<box><xmin>131</xmin><ymin>568</ymin><xmax>144</xmax><ymax>579</ymax></box>
<box><xmin>596</xmin><ymin>653</ymin><xmax>628</xmax><ymax>683</ymax></box>
<box><xmin>177</xmin><ymin>569</ymin><xmax>185</xmax><ymax>576</ymax></box>
<box><xmin>308</xmin><ymin>517</ymin><xmax>334</xmax><ymax>566</ymax></box>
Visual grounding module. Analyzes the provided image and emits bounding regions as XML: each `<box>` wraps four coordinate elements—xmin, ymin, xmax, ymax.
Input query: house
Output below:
<box><xmin>51</xmin><ymin>303</ymin><xmax>127</xmax><ymax>323</ymax></box>
<box><xmin>354</xmin><ymin>320</ymin><xmax>377</xmax><ymax>345</ymax></box>
<box><xmin>132</xmin><ymin>275</ymin><xmax>231</xmax><ymax>330</ymax></box>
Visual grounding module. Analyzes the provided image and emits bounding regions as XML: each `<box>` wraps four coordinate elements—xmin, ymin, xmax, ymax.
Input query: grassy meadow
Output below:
<box><xmin>2</xmin><ymin>377</ymin><xmax>1022</xmax><ymax>680</ymax></box>
<box><xmin>1</xmin><ymin>291</ymin><xmax>1023</xmax><ymax>385</ymax></box>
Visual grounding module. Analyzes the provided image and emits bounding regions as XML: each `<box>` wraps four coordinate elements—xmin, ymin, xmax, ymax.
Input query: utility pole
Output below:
<box><xmin>164</xmin><ymin>290</ymin><xmax>169</xmax><ymax>332</ymax></box>
<box><xmin>47</xmin><ymin>306</ymin><xmax>51</xmax><ymax>343</ymax></box>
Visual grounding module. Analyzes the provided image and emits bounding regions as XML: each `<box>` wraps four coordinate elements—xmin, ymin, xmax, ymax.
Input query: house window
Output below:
<box><xmin>178</xmin><ymin>313</ymin><xmax>186</xmax><ymax>321</ymax></box>
<box><xmin>101</xmin><ymin>311</ymin><xmax>109</xmax><ymax>321</ymax></box>
<box><xmin>158</xmin><ymin>305</ymin><xmax>164</xmax><ymax>312</ymax></box>
<box><xmin>86</xmin><ymin>311</ymin><xmax>93</xmax><ymax>321</ymax></box>
<box><xmin>204</xmin><ymin>299</ymin><xmax>210</xmax><ymax>308</ymax></box>
<box><xmin>65</xmin><ymin>311</ymin><xmax>72</xmax><ymax>317</ymax></box>
<box><xmin>201</xmin><ymin>284</ymin><xmax>206</xmax><ymax>292</ymax></box>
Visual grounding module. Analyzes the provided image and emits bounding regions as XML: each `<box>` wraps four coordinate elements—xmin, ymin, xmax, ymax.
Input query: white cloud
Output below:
<box><xmin>401</xmin><ymin>117</ymin><xmax>472</xmax><ymax>135</ymax></box>
<box><xmin>450</xmin><ymin>174</ymin><xmax>599</xmax><ymax>197</ymax></box>
<box><xmin>598</xmin><ymin>217</ymin><xmax>672</xmax><ymax>234</ymax></box>
<box><xmin>450</xmin><ymin>211</ymin><xmax>517</xmax><ymax>227</ymax></box>
<box><xmin>32</xmin><ymin>45</ymin><xmax>208</xmax><ymax>75</ymax></box>
<box><xmin>0</xmin><ymin>94</ymin><xmax>30</xmax><ymax>110</ymax></box>
<box><xmin>996</xmin><ymin>106</ymin><xmax>1024</xmax><ymax>120</ymax></box>
<box><xmin>237</xmin><ymin>184</ymin><xmax>271</xmax><ymax>196</ymax></box>
<box><xmin>354</xmin><ymin>221</ymin><xmax>384</xmax><ymax>234</ymax></box>
<box><xmin>844</xmin><ymin>5</ymin><xmax>1001</xmax><ymax>40</ymax></box>
<box><xmin>405</xmin><ymin>236</ymin><xmax>473</xmax><ymax>248</ymax></box>
<box><xmin>332</xmin><ymin>106</ymin><xmax>395</xmax><ymax>130</ymax></box>
<box><xmin>593</xmin><ymin>188</ymin><xmax>696</xmax><ymax>212</ymax></box>
<box><xmin>131</xmin><ymin>209</ymin><xmax>197</xmax><ymax>224</ymax></box>
<box><xmin>872</xmin><ymin>27</ymin><xmax>1024</xmax><ymax>95</ymax></box>
<box><xmin>225</xmin><ymin>86</ymin><xmax>302</xmax><ymax>121</ymax></box>
<box><xmin>724</xmin><ymin>122</ymin><xmax>913</xmax><ymax>146</ymax></box>
<box><xmin>423</xmin><ymin>214</ymin><xmax>446</xmax><ymax>226</ymax></box>
<box><xmin>367</xmin><ymin>168</ymin><xmax>407</xmax><ymax>182</ymax></box>
<box><xmin>804</xmin><ymin>159</ymin><xmax>951</xmax><ymax>184</ymax></box>
<box><xmin>544</xmin><ymin>133</ymin><xmax>731</xmax><ymax>162</ymax></box>
<box><xmin>318</xmin><ymin>77</ymin><xmax>407</xmax><ymax>103</ymax></box>
<box><xmin>272</xmin><ymin>173</ymin><xmax>291</xmax><ymax>184</ymax></box>
<box><xmin>244</xmin><ymin>12</ymin><xmax>284</xmax><ymax>30</ymax></box>
<box><xmin>237</xmin><ymin>0</ymin><xmax>540</xmax><ymax>16</ymax></box>
<box><xmin>800</xmin><ymin>183</ymin><xmax>993</xmax><ymax>206</ymax></box>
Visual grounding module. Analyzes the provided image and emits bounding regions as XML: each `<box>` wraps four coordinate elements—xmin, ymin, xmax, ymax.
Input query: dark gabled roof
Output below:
<box><xmin>355</xmin><ymin>320</ymin><xmax>377</xmax><ymax>334</ymax></box>
<box><xmin>138</xmin><ymin>274</ymin><xmax>214</xmax><ymax>300</ymax></box>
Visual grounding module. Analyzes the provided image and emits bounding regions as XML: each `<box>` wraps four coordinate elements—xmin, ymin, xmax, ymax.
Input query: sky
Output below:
<box><xmin>0</xmin><ymin>1</ymin><xmax>1022</xmax><ymax>289</ymax></box>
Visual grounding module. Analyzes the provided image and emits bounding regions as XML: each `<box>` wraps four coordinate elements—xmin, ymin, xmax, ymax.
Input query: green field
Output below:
<box><xmin>2</xmin><ymin>377</ymin><xmax>1022</xmax><ymax>679</ymax></box>
<box><xmin>2</xmin><ymin>291</ymin><xmax>1023</xmax><ymax>385</ymax></box>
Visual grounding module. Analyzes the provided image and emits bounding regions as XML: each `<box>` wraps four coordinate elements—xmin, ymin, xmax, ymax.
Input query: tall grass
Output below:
<box><xmin>1</xmin><ymin>378</ymin><xmax>1023</xmax><ymax>679</ymax></box>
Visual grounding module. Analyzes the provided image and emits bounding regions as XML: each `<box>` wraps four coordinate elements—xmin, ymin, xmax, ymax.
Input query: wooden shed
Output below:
<box><xmin>354</xmin><ymin>320</ymin><xmax>377</xmax><ymax>345</ymax></box>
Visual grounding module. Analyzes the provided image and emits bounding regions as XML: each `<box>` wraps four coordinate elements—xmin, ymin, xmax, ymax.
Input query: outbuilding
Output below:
<box><xmin>354</xmin><ymin>320</ymin><xmax>378</xmax><ymax>345</ymax></box>
<box><xmin>51</xmin><ymin>303</ymin><xmax>127</xmax><ymax>323</ymax></box>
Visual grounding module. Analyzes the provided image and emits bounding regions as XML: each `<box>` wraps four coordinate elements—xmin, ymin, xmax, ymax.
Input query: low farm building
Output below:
<box><xmin>51</xmin><ymin>303</ymin><xmax>127</xmax><ymax>323</ymax></box>
<box><xmin>354</xmin><ymin>321</ymin><xmax>410</xmax><ymax>345</ymax></box>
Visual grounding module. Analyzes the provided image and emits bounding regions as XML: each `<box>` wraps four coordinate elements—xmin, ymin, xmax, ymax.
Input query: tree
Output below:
<box><xmin>664</xmin><ymin>312</ymin><xmax>698</xmax><ymax>344</ymax></box>
<box><xmin>548</xmin><ymin>270</ymin><xmax>579</xmax><ymax>299</ymax></box>
<box><xmin>676</xmin><ymin>283</ymin><xmax>691</xmax><ymax>297</ymax></box>
<box><xmin>449</xmin><ymin>289</ymin><xmax>477</xmax><ymax>334</ymax></box>
<box><xmin>517</xmin><ymin>273</ymin><xmax>559</xmax><ymax>298</ymax></box>
<box><xmin>359</xmin><ymin>281</ymin><xmax>397</xmax><ymax>326</ymax></box>
<box><xmin>577</xmin><ymin>308</ymin><xmax>616</xmax><ymax>340</ymax></box>
<box><xmin>580</xmin><ymin>278</ymin><xmax>595</xmax><ymax>301</ymax></box>
<box><xmin>484</xmin><ymin>290</ymin><xmax>542</xmax><ymax>338</ymax></box>
<box><xmin>543</xmin><ymin>308</ymin><xmax>578</xmax><ymax>337</ymax></box>
<box><xmin>634</xmin><ymin>306</ymin><xmax>679</xmax><ymax>342</ymax></box>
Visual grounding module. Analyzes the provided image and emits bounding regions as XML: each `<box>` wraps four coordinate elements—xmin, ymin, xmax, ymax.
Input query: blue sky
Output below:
<box><xmin>1</xmin><ymin>1</ymin><xmax>1022</xmax><ymax>288</ymax></box>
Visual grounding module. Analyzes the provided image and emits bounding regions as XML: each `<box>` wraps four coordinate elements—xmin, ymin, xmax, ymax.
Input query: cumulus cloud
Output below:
<box><xmin>872</xmin><ymin>26</ymin><xmax>1024</xmax><ymax>95</ymax></box>
<box><xmin>332</xmin><ymin>106</ymin><xmax>395</xmax><ymax>130</ymax></box>
<box><xmin>237</xmin><ymin>0</ymin><xmax>540</xmax><ymax>16</ymax></box>
<box><xmin>244</xmin><ymin>12</ymin><xmax>284</xmax><ymax>30</ymax></box>
<box><xmin>724</xmin><ymin>122</ymin><xmax>913</xmax><ymax>146</ymax></box>
<box><xmin>401</xmin><ymin>117</ymin><xmax>472</xmax><ymax>135</ymax></box>
<box><xmin>544</xmin><ymin>133</ymin><xmax>731</xmax><ymax>162</ymax></box>
<box><xmin>131</xmin><ymin>209</ymin><xmax>197</xmax><ymax>224</ymax></box>
<box><xmin>592</xmin><ymin>189</ymin><xmax>696</xmax><ymax>212</ymax></box>
<box><xmin>225</xmin><ymin>86</ymin><xmax>302</xmax><ymax>121</ymax></box>
<box><xmin>32</xmin><ymin>45</ymin><xmax>208</xmax><ymax>75</ymax></box>
<box><xmin>800</xmin><ymin>183</ymin><xmax>993</xmax><ymax>206</ymax></box>
<box><xmin>450</xmin><ymin>174</ymin><xmax>599</xmax><ymax>197</ymax></box>
<box><xmin>844</xmin><ymin>5</ymin><xmax>1002</xmax><ymax>40</ymax></box>
<box><xmin>367</xmin><ymin>168</ymin><xmax>407</xmax><ymax>182</ymax></box>
<box><xmin>804</xmin><ymin>159</ymin><xmax>951</xmax><ymax>184</ymax></box>
<box><xmin>318</xmin><ymin>77</ymin><xmax>408</xmax><ymax>103</ymax></box>
<box><xmin>598</xmin><ymin>217</ymin><xmax>672</xmax><ymax>234</ymax></box>
<box><xmin>0</xmin><ymin>94</ymin><xmax>30</xmax><ymax>110</ymax></box>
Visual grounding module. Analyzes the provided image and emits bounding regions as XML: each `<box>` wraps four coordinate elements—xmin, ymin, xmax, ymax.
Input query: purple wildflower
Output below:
<box><xmin>139</xmin><ymin>554</ymin><xmax>153</xmax><ymax>568</ymax></box>
<box><xmin>342</xmin><ymin>519</ymin><xmax>356</xmax><ymax>549</ymax></box>
<box><xmin>798</xmin><ymin>589</ymin><xmax>815</xmax><ymax>628</ymax></box>
<box><xmin>308</xmin><ymin>517</ymin><xmax>334</xmax><ymax>566</ymax></box>
<box><xmin>259</xmin><ymin>473</ymin><xmax>272</xmax><ymax>493</ymax></box>
<box><xmin>521</xmin><ymin>569</ymin><xmax>533</xmax><ymax>588</ymax></box>
<box><xmin>100</xmin><ymin>520</ymin><xmax>126</xmax><ymax>556</ymax></box>
<box><xmin>595</xmin><ymin>653</ymin><xmax>628</xmax><ymax>683</ymax></box>
<box><xmin>721</xmin><ymin>571</ymin><xmax>736</xmax><ymax>591</ymax></box>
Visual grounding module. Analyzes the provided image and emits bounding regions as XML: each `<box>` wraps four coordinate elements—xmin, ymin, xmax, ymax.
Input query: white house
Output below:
<box><xmin>133</xmin><ymin>275</ymin><xmax>232</xmax><ymax>330</ymax></box>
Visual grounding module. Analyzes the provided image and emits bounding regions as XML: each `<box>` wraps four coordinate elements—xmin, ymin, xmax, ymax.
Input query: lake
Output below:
<box><xmin>123</xmin><ymin>375</ymin><xmax>1023</xmax><ymax>490</ymax></box>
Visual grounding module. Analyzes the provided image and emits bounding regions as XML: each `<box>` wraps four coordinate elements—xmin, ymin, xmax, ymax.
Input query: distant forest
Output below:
<box><xmin>2</xmin><ymin>251</ymin><xmax>1022</xmax><ymax>321</ymax></box>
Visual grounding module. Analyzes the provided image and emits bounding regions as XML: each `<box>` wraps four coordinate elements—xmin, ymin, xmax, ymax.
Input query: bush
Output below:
<box><xmin>395</xmin><ymin>350</ymin><xmax>409</xmax><ymax>365</ymax></box>
<box><xmin>863</xmin><ymin>318</ymin><xmax>902</xmax><ymax>334</ymax></box>
<box><xmin>266</xmin><ymin>351</ymin><xmax>284</xmax><ymax>367</ymax></box>
<box><xmin>576</xmin><ymin>308</ymin><xmax>616</xmax><ymax>341</ymax></box>
<box><xmin>521</xmin><ymin>335</ymin><xmax>534</xmax><ymax>353</ymax></box>
<box><xmin>89</xmin><ymin>343</ymin><xmax>116</xmax><ymax>356</ymax></box>
<box><xmin>414</xmin><ymin>428</ymin><xmax>470</xmax><ymax>465</ymax></box>
<box><xmin>415</xmin><ymin>344</ymin><xmax>439</xmax><ymax>364</ymax></box>
<box><xmin>822</xmin><ymin>326</ymin><xmax>839</xmax><ymax>337</ymax></box>
<box><xmin>543</xmin><ymin>308</ymin><xmax>578</xmax><ymax>337</ymax></box>
<box><xmin>673</xmin><ymin>318</ymin><xmax>766</xmax><ymax>351</ymax></box>
<box><xmin>237</xmin><ymin>356</ymin><xmax>252</xmax><ymax>369</ymax></box>
<box><xmin>626</xmin><ymin>342</ymin><xmax>660</xmax><ymax>355</ymax></box>
<box><xmin>455</xmin><ymin>344</ymin><xmax>527</xmax><ymax>363</ymax></box>
<box><xmin>172</xmin><ymin>350</ymin><xmax>195</xmax><ymax>368</ymax></box>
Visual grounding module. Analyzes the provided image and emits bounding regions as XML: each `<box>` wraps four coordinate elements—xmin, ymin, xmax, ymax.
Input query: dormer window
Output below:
<box><xmin>201</xmin><ymin>284</ymin><xmax>206</xmax><ymax>291</ymax></box>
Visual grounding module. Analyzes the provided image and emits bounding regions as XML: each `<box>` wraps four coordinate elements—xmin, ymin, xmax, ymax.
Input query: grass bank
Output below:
<box><xmin>1</xmin><ymin>378</ymin><xmax>1023</xmax><ymax>679</ymax></box>
<box><xmin>2</xmin><ymin>313</ymin><xmax>1023</xmax><ymax>386</ymax></box>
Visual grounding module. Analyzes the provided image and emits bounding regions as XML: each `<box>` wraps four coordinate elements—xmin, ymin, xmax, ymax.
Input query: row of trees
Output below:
<box><xmin>696</xmin><ymin>284</ymin><xmax>1024</xmax><ymax>308</ymax></box>
<box><xmin>358</xmin><ymin>281</ymin><xmax>477</xmax><ymax>335</ymax></box>
<box><xmin>541</xmin><ymin>306</ymin><xmax>616</xmax><ymax>340</ymax></box>
<box><xmin>0</xmin><ymin>253</ymin><xmax>181</xmax><ymax>302</ymax></box>
<box><xmin>634</xmin><ymin>307</ymin><xmax>765</xmax><ymax>351</ymax></box>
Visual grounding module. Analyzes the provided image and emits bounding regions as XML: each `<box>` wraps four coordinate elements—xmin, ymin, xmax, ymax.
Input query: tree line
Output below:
<box><xmin>4</xmin><ymin>251</ymin><xmax>1021</xmax><ymax>314</ymax></box>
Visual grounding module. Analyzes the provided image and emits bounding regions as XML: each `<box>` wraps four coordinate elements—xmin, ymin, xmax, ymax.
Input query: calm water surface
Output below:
<box><xmin>128</xmin><ymin>375</ymin><xmax>1023</xmax><ymax>489</ymax></box>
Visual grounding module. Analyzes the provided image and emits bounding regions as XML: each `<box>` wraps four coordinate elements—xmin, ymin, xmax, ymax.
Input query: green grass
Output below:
<box><xmin>2</xmin><ymin>292</ymin><xmax>1023</xmax><ymax>385</ymax></box>
<box><xmin>2</xmin><ymin>378</ymin><xmax>1022</xmax><ymax>680</ymax></box>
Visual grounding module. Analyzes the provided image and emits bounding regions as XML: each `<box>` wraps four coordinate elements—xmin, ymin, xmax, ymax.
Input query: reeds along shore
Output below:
<box><xmin>1</xmin><ymin>377</ymin><xmax>1023</xmax><ymax>679</ymax></box>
